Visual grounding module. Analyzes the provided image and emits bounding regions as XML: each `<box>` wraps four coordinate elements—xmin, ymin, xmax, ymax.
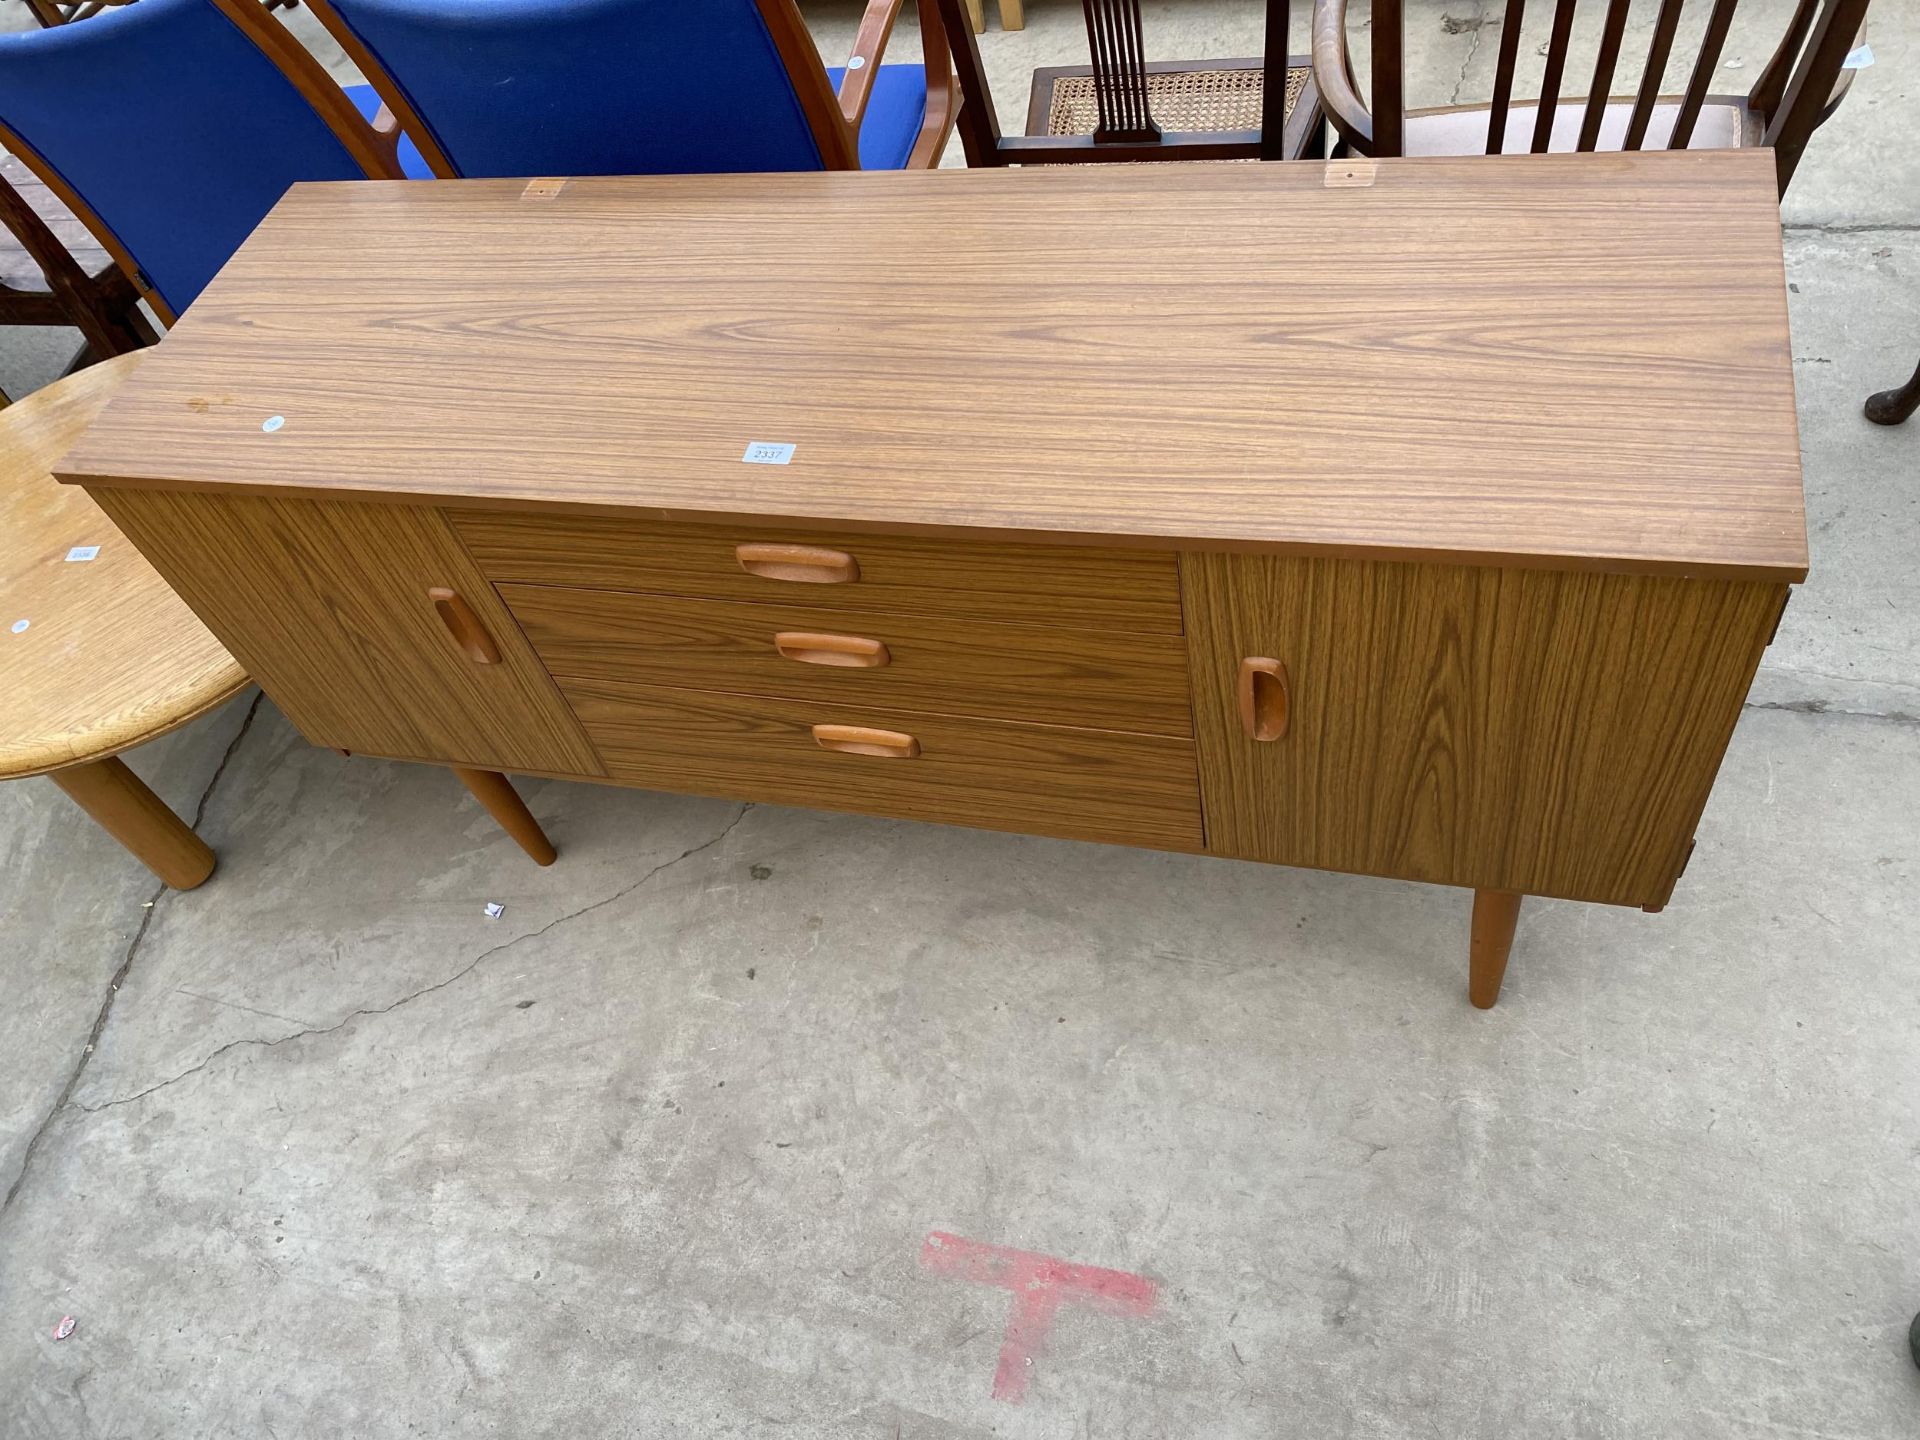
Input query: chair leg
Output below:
<box><xmin>50</xmin><ymin>755</ymin><xmax>216</xmax><ymax>889</ymax></box>
<box><xmin>997</xmin><ymin>0</ymin><xmax>1023</xmax><ymax>28</ymax></box>
<box><xmin>963</xmin><ymin>0</ymin><xmax>983</xmax><ymax>33</ymax></box>
<box><xmin>1864</xmin><ymin>358</ymin><xmax>1920</xmax><ymax>426</ymax></box>
<box><xmin>452</xmin><ymin>766</ymin><xmax>556</xmax><ymax>866</ymax></box>
<box><xmin>1468</xmin><ymin>889</ymin><xmax>1524</xmax><ymax>1009</ymax></box>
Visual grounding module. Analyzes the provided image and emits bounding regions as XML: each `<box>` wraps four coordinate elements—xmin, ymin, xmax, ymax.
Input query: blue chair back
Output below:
<box><xmin>314</xmin><ymin>0</ymin><xmax>845</xmax><ymax>178</ymax></box>
<box><xmin>0</xmin><ymin>0</ymin><xmax>387</xmax><ymax>318</ymax></box>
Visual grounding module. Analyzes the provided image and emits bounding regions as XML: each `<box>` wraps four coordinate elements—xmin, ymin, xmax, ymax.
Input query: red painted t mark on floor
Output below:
<box><xmin>921</xmin><ymin>1231</ymin><xmax>1157</xmax><ymax>1404</ymax></box>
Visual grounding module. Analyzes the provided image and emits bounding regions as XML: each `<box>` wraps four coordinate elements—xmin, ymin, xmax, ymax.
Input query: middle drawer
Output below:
<box><xmin>500</xmin><ymin>585</ymin><xmax>1193</xmax><ymax>737</ymax></box>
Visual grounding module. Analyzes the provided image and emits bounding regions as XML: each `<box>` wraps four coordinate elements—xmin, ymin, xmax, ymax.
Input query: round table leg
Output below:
<box><xmin>49</xmin><ymin>755</ymin><xmax>215</xmax><ymax>890</ymax></box>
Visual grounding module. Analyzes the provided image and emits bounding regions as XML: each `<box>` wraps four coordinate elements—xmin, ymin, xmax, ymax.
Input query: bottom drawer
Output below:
<box><xmin>561</xmin><ymin>678</ymin><xmax>1203</xmax><ymax>851</ymax></box>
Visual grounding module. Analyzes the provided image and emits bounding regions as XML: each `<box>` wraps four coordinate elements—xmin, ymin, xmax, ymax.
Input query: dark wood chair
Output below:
<box><xmin>0</xmin><ymin>151</ymin><xmax>155</xmax><ymax>385</ymax></box>
<box><xmin>1313</xmin><ymin>0</ymin><xmax>1871</xmax><ymax>195</ymax></box>
<box><xmin>935</xmin><ymin>0</ymin><xmax>1324</xmax><ymax>165</ymax></box>
<box><xmin>1865</xmin><ymin>359</ymin><xmax>1919</xmax><ymax>426</ymax></box>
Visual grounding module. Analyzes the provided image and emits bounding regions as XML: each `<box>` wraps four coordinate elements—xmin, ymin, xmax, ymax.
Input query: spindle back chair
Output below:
<box><xmin>1314</xmin><ymin>0</ymin><xmax>1871</xmax><ymax>194</ymax></box>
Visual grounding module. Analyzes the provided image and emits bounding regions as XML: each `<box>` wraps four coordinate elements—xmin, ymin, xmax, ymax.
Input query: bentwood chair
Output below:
<box><xmin>936</xmin><ymin>0</ymin><xmax>1323</xmax><ymax>165</ymax></box>
<box><xmin>1313</xmin><ymin>0</ymin><xmax>1871</xmax><ymax>195</ymax></box>
<box><xmin>292</xmin><ymin>0</ymin><xmax>958</xmax><ymax>177</ymax></box>
<box><xmin>0</xmin><ymin>0</ymin><xmax>415</xmax><ymax>323</ymax></box>
<box><xmin>1866</xmin><ymin>359</ymin><xmax>1920</xmax><ymax>426</ymax></box>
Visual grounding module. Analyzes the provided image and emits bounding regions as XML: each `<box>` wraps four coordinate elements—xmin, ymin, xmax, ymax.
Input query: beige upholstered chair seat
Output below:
<box><xmin>1404</xmin><ymin>97</ymin><xmax>1757</xmax><ymax>156</ymax></box>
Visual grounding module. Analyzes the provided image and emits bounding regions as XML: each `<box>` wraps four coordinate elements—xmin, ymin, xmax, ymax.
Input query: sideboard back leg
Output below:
<box><xmin>1469</xmin><ymin>889</ymin><xmax>1525</xmax><ymax>1009</ymax></box>
<box><xmin>452</xmin><ymin>766</ymin><xmax>557</xmax><ymax>867</ymax></box>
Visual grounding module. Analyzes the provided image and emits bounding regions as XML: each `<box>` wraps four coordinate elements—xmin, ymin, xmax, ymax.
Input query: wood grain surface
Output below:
<box><xmin>561</xmin><ymin>677</ymin><xmax>1203</xmax><ymax>850</ymax></box>
<box><xmin>1183</xmin><ymin>552</ymin><xmax>1784</xmax><ymax>906</ymax></box>
<box><xmin>502</xmin><ymin>585</ymin><xmax>1194</xmax><ymax>736</ymax></box>
<box><xmin>453</xmin><ymin>510</ymin><xmax>1183</xmax><ymax>633</ymax></box>
<box><xmin>87</xmin><ymin>490</ymin><xmax>603</xmax><ymax>776</ymax></box>
<box><xmin>0</xmin><ymin>354</ymin><xmax>246</xmax><ymax>779</ymax></box>
<box><xmin>59</xmin><ymin>153</ymin><xmax>1803</xmax><ymax>580</ymax></box>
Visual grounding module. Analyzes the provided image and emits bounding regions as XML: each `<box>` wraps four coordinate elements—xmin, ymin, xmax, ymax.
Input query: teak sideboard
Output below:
<box><xmin>57</xmin><ymin>154</ymin><xmax>1806</xmax><ymax>1007</ymax></box>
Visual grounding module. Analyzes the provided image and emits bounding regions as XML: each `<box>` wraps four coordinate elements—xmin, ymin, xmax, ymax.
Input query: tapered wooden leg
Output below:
<box><xmin>1864</xmin><ymin>359</ymin><xmax>1920</xmax><ymax>426</ymax></box>
<box><xmin>997</xmin><ymin>0</ymin><xmax>1024</xmax><ymax>28</ymax></box>
<box><xmin>1469</xmin><ymin>889</ymin><xmax>1524</xmax><ymax>1009</ymax></box>
<box><xmin>452</xmin><ymin>766</ymin><xmax>556</xmax><ymax>866</ymax></box>
<box><xmin>50</xmin><ymin>755</ymin><xmax>215</xmax><ymax>890</ymax></box>
<box><xmin>963</xmin><ymin>0</ymin><xmax>983</xmax><ymax>33</ymax></box>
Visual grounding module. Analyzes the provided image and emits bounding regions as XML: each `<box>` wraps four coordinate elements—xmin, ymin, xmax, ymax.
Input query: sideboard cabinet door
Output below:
<box><xmin>89</xmin><ymin>489</ymin><xmax>602</xmax><ymax>777</ymax></box>
<box><xmin>1182</xmin><ymin>553</ymin><xmax>1785</xmax><ymax>907</ymax></box>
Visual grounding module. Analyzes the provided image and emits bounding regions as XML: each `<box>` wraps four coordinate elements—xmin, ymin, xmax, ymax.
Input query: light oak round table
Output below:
<box><xmin>0</xmin><ymin>351</ymin><xmax>247</xmax><ymax>888</ymax></box>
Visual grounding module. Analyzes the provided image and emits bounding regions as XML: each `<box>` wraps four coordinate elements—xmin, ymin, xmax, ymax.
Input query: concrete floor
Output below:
<box><xmin>3</xmin><ymin>2</ymin><xmax>1917</xmax><ymax>1435</ymax></box>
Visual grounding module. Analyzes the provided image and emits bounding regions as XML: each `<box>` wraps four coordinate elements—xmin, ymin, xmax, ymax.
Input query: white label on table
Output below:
<box><xmin>262</xmin><ymin>415</ymin><xmax>286</xmax><ymax>433</ymax></box>
<box><xmin>65</xmin><ymin>545</ymin><xmax>101</xmax><ymax>563</ymax></box>
<box><xmin>9</xmin><ymin>619</ymin><xmax>27</xmax><ymax>634</ymax></box>
<box><xmin>1844</xmin><ymin>43</ymin><xmax>1874</xmax><ymax>70</ymax></box>
<box><xmin>742</xmin><ymin>441</ymin><xmax>796</xmax><ymax>465</ymax></box>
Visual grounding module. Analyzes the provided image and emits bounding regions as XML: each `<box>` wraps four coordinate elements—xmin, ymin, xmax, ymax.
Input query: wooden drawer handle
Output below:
<box><xmin>812</xmin><ymin>723</ymin><xmax>919</xmax><ymax>758</ymax></box>
<box><xmin>1239</xmin><ymin>656</ymin><xmax>1289</xmax><ymax>741</ymax></box>
<box><xmin>736</xmin><ymin>543</ymin><xmax>859</xmax><ymax>584</ymax></box>
<box><xmin>429</xmin><ymin>586</ymin><xmax>500</xmax><ymax>664</ymax></box>
<box><xmin>775</xmin><ymin>631</ymin><xmax>890</xmax><ymax>668</ymax></box>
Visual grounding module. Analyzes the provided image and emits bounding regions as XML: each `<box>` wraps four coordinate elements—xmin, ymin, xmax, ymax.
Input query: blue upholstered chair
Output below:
<box><xmin>299</xmin><ymin>0</ymin><xmax>958</xmax><ymax>177</ymax></box>
<box><xmin>0</xmin><ymin>0</ymin><xmax>419</xmax><ymax>323</ymax></box>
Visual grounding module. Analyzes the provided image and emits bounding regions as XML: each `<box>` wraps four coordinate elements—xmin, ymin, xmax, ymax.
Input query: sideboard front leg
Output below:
<box><xmin>452</xmin><ymin>766</ymin><xmax>557</xmax><ymax>867</ymax></box>
<box><xmin>1468</xmin><ymin>889</ymin><xmax>1524</xmax><ymax>1009</ymax></box>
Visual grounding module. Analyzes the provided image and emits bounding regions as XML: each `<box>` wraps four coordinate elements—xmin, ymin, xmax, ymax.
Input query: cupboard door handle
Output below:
<box><xmin>775</xmin><ymin>631</ymin><xmax>890</xmax><ymax>668</ymax></box>
<box><xmin>736</xmin><ymin>543</ymin><xmax>859</xmax><ymax>584</ymax></box>
<box><xmin>1238</xmin><ymin>657</ymin><xmax>1289</xmax><ymax>741</ymax></box>
<box><xmin>812</xmin><ymin>723</ymin><xmax>919</xmax><ymax>758</ymax></box>
<box><xmin>429</xmin><ymin>586</ymin><xmax>501</xmax><ymax>665</ymax></box>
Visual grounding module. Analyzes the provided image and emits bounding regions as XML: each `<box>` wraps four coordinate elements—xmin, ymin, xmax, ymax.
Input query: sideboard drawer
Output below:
<box><xmin>450</xmin><ymin>510</ymin><xmax>1182</xmax><ymax>634</ymax></box>
<box><xmin>502</xmin><ymin>585</ymin><xmax>1194</xmax><ymax>737</ymax></box>
<box><xmin>559</xmin><ymin>677</ymin><xmax>1204</xmax><ymax>850</ymax></box>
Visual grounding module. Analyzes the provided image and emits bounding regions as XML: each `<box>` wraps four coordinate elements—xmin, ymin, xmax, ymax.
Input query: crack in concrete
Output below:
<box><xmin>1</xmin><ymin>693</ymin><xmax>264</xmax><ymax>1218</ymax></box>
<box><xmin>1446</xmin><ymin>5</ymin><xmax>1488</xmax><ymax>106</ymax></box>
<box><xmin>1744</xmin><ymin>698</ymin><xmax>1920</xmax><ymax>728</ymax></box>
<box><xmin>74</xmin><ymin>802</ymin><xmax>754</xmax><ymax>1117</ymax></box>
<box><xmin>1783</xmin><ymin>222</ymin><xmax>1920</xmax><ymax>234</ymax></box>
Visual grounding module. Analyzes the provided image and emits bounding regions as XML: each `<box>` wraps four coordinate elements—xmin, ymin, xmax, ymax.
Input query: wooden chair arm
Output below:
<box><xmin>840</xmin><ymin>0</ymin><xmax>905</xmax><ymax>130</ymax></box>
<box><xmin>907</xmin><ymin>0</ymin><xmax>960</xmax><ymax>168</ymax></box>
<box><xmin>1312</xmin><ymin>0</ymin><xmax>1374</xmax><ymax>152</ymax></box>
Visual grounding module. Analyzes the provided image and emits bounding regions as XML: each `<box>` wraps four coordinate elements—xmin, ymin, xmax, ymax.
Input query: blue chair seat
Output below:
<box><xmin>343</xmin><ymin>82</ymin><xmax>434</xmax><ymax>179</ymax></box>
<box><xmin>824</xmin><ymin>65</ymin><xmax>928</xmax><ymax>171</ymax></box>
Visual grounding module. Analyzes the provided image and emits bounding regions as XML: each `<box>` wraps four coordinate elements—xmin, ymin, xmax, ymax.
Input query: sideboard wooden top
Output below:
<box><xmin>61</xmin><ymin>151</ymin><xmax>1805</xmax><ymax>580</ymax></box>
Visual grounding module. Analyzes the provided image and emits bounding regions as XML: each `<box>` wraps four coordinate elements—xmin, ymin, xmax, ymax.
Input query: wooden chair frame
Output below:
<box><xmin>938</xmin><ymin>0</ymin><xmax>1314</xmax><ymax>164</ymax></box>
<box><xmin>0</xmin><ymin>160</ymin><xmax>155</xmax><ymax>360</ymax></box>
<box><xmin>294</xmin><ymin>0</ymin><xmax>959</xmax><ymax>177</ymax></box>
<box><xmin>0</xmin><ymin>0</ymin><xmax>406</xmax><ymax>326</ymax></box>
<box><xmin>1313</xmin><ymin>0</ymin><xmax>1871</xmax><ymax>195</ymax></box>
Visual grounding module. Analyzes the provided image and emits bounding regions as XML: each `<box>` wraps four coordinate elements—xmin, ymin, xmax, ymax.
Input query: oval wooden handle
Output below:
<box><xmin>429</xmin><ymin>586</ymin><xmax>501</xmax><ymax>665</ymax></box>
<box><xmin>812</xmin><ymin>723</ymin><xmax>919</xmax><ymax>758</ymax></box>
<box><xmin>774</xmin><ymin>631</ymin><xmax>890</xmax><ymax>668</ymax></box>
<box><xmin>736</xmin><ymin>543</ymin><xmax>859</xmax><ymax>584</ymax></box>
<box><xmin>1239</xmin><ymin>657</ymin><xmax>1289</xmax><ymax>741</ymax></box>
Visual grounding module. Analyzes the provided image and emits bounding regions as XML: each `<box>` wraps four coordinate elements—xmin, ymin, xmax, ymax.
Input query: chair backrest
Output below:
<box><xmin>304</xmin><ymin>0</ymin><xmax>858</xmax><ymax>178</ymax></box>
<box><xmin>0</xmin><ymin>0</ymin><xmax>399</xmax><ymax>322</ymax></box>
<box><xmin>1337</xmin><ymin>0</ymin><xmax>1870</xmax><ymax>191</ymax></box>
<box><xmin>937</xmin><ymin>0</ymin><xmax>1299</xmax><ymax>165</ymax></box>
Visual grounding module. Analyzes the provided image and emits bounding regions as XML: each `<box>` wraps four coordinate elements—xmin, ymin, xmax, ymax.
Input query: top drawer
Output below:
<box><xmin>448</xmin><ymin>510</ymin><xmax>1182</xmax><ymax>634</ymax></box>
